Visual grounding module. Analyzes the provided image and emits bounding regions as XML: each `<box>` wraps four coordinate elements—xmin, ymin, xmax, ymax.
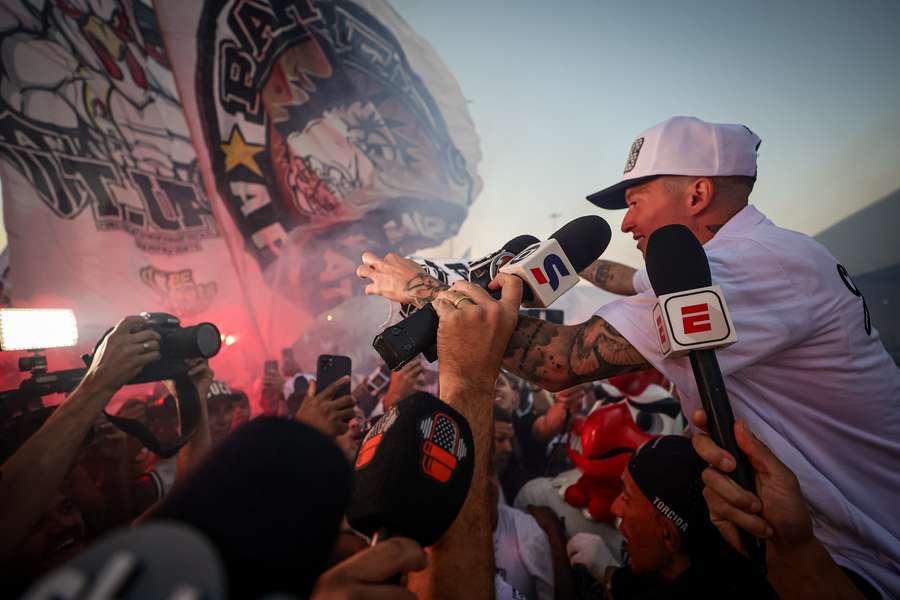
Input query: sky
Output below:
<box><xmin>390</xmin><ymin>0</ymin><xmax>900</xmax><ymax>269</ymax></box>
<box><xmin>1</xmin><ymin>0</ymin><xmax>898</xmax><ymax>271</ymax></box>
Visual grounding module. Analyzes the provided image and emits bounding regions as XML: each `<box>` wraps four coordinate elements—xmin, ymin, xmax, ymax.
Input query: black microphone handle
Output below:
<box><xmin>688</xmin><ymin>350</ymin><xmax>767</xmax><ymax>574</ymax></box>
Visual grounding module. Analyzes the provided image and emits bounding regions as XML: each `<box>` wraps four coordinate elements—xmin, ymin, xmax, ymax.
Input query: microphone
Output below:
<box><xmin>21</xmin><ymin>522</ymin><xmax>227</xmax><ymax>600</ymax></box>
<box><xmin>149</xmin><ymin>417</ymin><xmax>352</xmax><ymax>599</ymax></box>
<box><xmin>645</xmin><ymin>224</ymin><xmax>765</xmax><ymax>573</ymax></box>
<box><xmin>500</xmin><ymin>215</ymin><xmax>612</xmax><ymax>307</ymax></box>
<box><xmin>348</xmin><ymin>391</ymin><xmax>475</xmax><ymax>547</ymax></box>
<box><xmin>373</xmin><ymin>233</ymin><xmax>539</xmax><ymax>370</ymax></box>
<box><xmin>468</xmin><ymin>234</ymin><xmax>541</xmax><ymax>290</ymax></box>
<box><xmin>373</xmin><ymin>217</ymin><xmax>611</xmax><ymax>370</ymax></box>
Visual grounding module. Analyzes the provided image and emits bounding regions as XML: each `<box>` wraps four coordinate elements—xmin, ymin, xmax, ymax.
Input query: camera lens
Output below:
<box><xmin>195</xmin><ymin>324</ymin><xmax>222</xmax><ymax>358</ymax></box>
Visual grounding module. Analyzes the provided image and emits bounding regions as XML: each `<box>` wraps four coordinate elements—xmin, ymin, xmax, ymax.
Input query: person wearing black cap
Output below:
<box><xmin>607</xmin><ymin>435</ymin><xmax>773</xmax><ymax>599</ymax></box>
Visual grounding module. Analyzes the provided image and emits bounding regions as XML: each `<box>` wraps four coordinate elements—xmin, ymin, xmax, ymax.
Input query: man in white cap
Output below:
<box><xmin>357</xmin><ymin>116</ymin><xmax>900</xmax><ymax>597</ymax></box>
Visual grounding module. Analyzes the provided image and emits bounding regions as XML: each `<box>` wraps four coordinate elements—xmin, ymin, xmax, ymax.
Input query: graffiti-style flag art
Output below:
<box><xmin>0</xmin><ymin>0</ymin><xmax>481</xmax><ymax>391</ymax></box>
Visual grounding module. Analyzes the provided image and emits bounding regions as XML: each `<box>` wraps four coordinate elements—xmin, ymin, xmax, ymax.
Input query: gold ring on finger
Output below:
<box><xmin>143</xmin><ymin>342</ymin><xmax>150</xmax><ymax>351</ymax></box>
<box><xmin>452</xmin><ymin>295</ymin><xmax>474</xmax><ymax>309</ymax></box>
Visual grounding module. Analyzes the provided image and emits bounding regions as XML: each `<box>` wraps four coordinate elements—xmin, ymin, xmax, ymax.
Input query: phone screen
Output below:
<box><xmin>316</xmin><ymin>354</ymin><xmax>352</xmax><ymax>398</ymax></box>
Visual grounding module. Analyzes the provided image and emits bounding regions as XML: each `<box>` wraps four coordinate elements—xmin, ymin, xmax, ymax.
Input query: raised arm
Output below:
<box><xmin>579</xmin><ymin>259</ymin><xmax>638</xmax><ymax>296</ymax></box>
<box><xmin>502</xmin><ymin>314</ymin><xmax>648</xmax><ymax>391</ymax></box>
<box><xmin>358</xmin><ymin>252</ymin><xmax>649</xmax><ymax>392</ymax></box>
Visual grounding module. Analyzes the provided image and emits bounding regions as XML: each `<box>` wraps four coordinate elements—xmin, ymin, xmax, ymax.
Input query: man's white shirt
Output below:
<box><xmin>598</xmin><ymin>204</ymin><xmax>900</xmax><ymax>597</ymax></box>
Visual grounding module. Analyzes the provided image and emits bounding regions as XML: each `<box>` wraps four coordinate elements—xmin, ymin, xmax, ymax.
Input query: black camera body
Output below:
<box><xmin>85</xmin><ymin>312</ymin><xmax>222</xmax><ymax>384</ymax></box>
<box><xmin>131</xmin><ymin>313</ymin><xmax>221</xmax><ymax>383</ymax></box>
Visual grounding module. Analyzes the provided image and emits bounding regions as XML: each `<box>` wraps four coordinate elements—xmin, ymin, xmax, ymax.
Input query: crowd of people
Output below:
<box><xmin>1</xmin><ymin>116</ymin><xmax>897</xmax><ymax>599</ymax></box>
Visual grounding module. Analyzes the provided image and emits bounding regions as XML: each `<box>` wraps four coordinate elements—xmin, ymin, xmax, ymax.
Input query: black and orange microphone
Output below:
<box><xmin>348</xmin><ymin>391</ymin><xmax>475</xmax><ymax>548</ymax></box>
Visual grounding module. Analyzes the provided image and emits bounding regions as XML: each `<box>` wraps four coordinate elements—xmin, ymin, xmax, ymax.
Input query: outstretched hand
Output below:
<box><xmin>691</xmin><ymin>410</ymin><xmax>813</xmax><ymax>554</ymax></box>
<box><xmin>432</xmin><ymin>273</ymin><xmax>523</xmax><ymax>392</ymax></box>
<box><xmin>357</xmin><ymin>251</ymin><xmax>447</xmax><ymax>307</ymax></box>
<box><xmin>295</xmin><ymin>376</ymin><xmax>356</xmax><ymax>437</ymax></box>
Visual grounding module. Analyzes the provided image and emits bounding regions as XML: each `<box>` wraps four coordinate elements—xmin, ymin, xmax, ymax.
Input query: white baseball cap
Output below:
<box><xmin>587</xmin><ymin>116</ymin><xmax>762</xmax><ymax>210</ymax></box>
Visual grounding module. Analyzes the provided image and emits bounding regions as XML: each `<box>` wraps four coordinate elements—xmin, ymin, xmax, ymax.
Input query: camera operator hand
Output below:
<box><xmin>311</xmin><ymin>537</ymin><xmax>426</xmax><ymax>600</ymax></box>
<box><xmin>295</xmin><ymin>376</ymin><xmax>355</xmax><ymax>436</ymax></box>
<box><xmin>81</xmin><ymin>315</ymin><xmax>162</xmax><ymax>398</ymax></box>
<box><xmin>691</xmin><ymin>410</ymin><xmax>864</xmax><ymax>599</ymax></box>
<box><xmin>163</xmin><ymin>358</ymin><xmax>215</xmax><ymax>401</ymax></box>
<box><xmin>357</xmin><ymin>251</ymin><xmax>448</xmax><ymax>308</ymax></box>
<box><xmin>0</xmin><ymin>315</ymin><xmax>160</xmax><ymax>564</ymax></box>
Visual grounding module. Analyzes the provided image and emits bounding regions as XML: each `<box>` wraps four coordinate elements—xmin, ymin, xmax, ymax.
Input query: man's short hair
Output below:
<box><xmin>663</xmin><ymin>175</ymin><xmax>755</xmax><ymax>201</ymax></box>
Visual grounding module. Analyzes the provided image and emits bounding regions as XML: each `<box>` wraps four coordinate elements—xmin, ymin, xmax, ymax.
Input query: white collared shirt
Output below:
<box><xmin>597</xmin><ymin>204</ymin><xmax>900</xmax><ymax>597</ymax></box>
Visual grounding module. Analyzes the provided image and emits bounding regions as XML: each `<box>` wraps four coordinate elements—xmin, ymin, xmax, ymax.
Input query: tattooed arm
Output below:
<box><xmin>358</xmin><ymin>252</ymin><xmax>448</xmax><ymax>307</ymax></box>
<box><xmin>502</xmin><ymin>315</ymin><xmax>648</xmax><ymax>391</ymax></box>
<box><xmin>579</xmin><ymin>259</ymin><xmax>638</xmax><ymax>296</ymax></box>
<box><xmin>358</xmin><ymin>251</ymin><xmax>649</xmax><ymax>391</ymax></box>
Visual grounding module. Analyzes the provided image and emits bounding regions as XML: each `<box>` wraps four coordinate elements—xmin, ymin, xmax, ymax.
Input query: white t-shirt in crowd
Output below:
<box><xmin>494</xmin><ymin>502</ymin><xmax>555</xmax><ymax>600</ymax></box>
<box><xmin>597</xmin><ymin>204</ymin><xmax>900</xmax><ymax>597</ymax></box>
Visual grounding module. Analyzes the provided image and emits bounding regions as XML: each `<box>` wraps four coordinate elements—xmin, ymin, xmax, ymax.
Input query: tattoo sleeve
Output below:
<box><xmin>503</xmin><ymin>315</ymin><xmax>648</xmax><ymax>390</ymax></box>
<box><xmin>579</xmin><ymin>260</ymin><xmax>637</xmax><ymax>295</ymax></box>
<box><xmin>403</xmin><ymin>273</ymin><xmax>450</xmax><ymax>308</ymax></box>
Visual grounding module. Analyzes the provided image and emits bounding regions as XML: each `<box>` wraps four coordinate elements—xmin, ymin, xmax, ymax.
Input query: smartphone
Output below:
<box><xmin>316</xmin><ymin>354</ymin><xmax>352</xmax><ymax>398</ymax></box>
<box><xmin>264</xmin><ymin>360</ymin><xmax>279</xmax><ymax>376</ymax></box>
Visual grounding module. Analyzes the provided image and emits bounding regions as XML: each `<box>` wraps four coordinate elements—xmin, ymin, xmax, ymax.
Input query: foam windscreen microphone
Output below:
<box><xmin>22</xmin><ymin>522</ymin><xmax>226</xmax><ymax>600</ymax></box>
<box><xmin>149</xmin><ymin>417</ymin><xmax>352</xmax><ymax>599</ymax></box>
<box><xmin>348</xmin><ymin>392</ymin><xmax>475</xmax><ymax>547</ymax></box>
<box><xmin>500</xmin><ymin>215</ymin><xmax>612</xmax><ymax>307</ymax></box>
<box><xmin>645</xmin><ymin>224</ymin><xmax>765</xmax><ymax>574</ymax></box>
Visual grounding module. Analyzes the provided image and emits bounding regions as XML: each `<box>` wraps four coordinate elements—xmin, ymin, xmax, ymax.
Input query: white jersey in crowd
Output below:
<box><xmin>494</xmin><ymin>502</ymin><xmax>555</xmax><ymax>600</ymax></box>
<box><xmin>597</xmin><ymin>204</ymin><xmax>900</xmax><ymax>597</ymax></box>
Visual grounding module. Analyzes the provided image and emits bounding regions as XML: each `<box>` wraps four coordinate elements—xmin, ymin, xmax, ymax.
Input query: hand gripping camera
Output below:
<box><xmin>87</xmin><ymin>312</ymin><xmax>222</xmax><ymax>384</ymax></box>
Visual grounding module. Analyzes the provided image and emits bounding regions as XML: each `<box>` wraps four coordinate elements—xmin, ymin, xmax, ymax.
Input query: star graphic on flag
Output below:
<box><xmin>220</xmin><ymin>125</ymin><xmax>265</xmax><ymax>176</ymax></box>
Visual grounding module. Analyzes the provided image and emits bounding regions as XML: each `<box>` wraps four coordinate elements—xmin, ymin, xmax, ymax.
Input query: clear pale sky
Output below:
<box><xmin>393</xmin><ymin>0</ymin><xmax>900</xmax><ymax>268</ymax></box>
<box><xmin>2</xmin><ymin>0</ymin><xmax>899</xmax><ymax>271</ymax></box>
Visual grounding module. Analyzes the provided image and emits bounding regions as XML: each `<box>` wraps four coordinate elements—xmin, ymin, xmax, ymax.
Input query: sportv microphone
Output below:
<box><xmin>347</xmin><ymin>391</ymin><xmax>475</xmax><ymax>547</ymax></box>
<box><xmin>373</xmin><ymin>234</ymin><xmax>539</xmax><ymax>370</ymax></box>
<box><xmin>499</xmin><ymin>215</ymin><xmax>612</xmax><ymax>308</ymax></box>
<box><xmin>645</xmin><ymin>224</ymin><xmax>766</xmax><ymax>573</ymax></box>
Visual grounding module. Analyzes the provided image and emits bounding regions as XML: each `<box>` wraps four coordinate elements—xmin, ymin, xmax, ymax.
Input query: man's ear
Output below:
<box><xmin>658</xmin><ymin>515</ymin><xmax>683</xmax><ymax>554</ymax></box>
<box><xmin>685</xmin><ymin>177</ymin><xmax>714</xmax><ymax>216</ymax></box>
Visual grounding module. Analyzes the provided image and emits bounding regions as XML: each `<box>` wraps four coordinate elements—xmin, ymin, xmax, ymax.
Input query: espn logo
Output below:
<box><xmin>681</xmin><ymin>303</ymin><xmax>712</xmax><ymax>334</ymax></box>
<box><xmin>654</xmin><ymin>285</ymin><xmax>736</xmax><ymax>356</ymax></box>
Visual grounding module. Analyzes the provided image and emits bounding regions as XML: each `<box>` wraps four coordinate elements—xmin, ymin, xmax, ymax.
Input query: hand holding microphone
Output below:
<box><xmin>645</xmin><ymin>224</ymin><xmax>765</xmax><ymax>572</ymax></box>
<box><xmin>372</xmin><ymin>216</ymin><xmax>613</xmax><ymax>370</ymax></box>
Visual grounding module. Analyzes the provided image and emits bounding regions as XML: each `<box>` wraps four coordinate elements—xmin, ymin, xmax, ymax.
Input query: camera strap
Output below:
<box><xmin>103</xmin><ymin>375</ymin><xmax>201</xmax><ymax>459</ymax></box>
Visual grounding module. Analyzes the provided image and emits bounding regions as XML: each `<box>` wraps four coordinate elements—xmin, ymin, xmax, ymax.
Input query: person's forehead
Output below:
<box><xmin>494</xmin><ymin>421</ymin><xmax>514</xmax><ymax>435</ymax></box>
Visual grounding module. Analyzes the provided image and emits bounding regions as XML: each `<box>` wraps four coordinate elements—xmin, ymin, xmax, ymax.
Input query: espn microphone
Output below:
<box><xmin>500</xmin><ymin>215</ymin><xmax>612</xmax><ymax>308</ymax></box>
<box><xmin>373</xmin><ymin>234</ymin><xmax>539</xmax><ymax>370</ymax></box>
<box><xmin>645</xmin><ymin>224</ymin><xmax>765</xmax><ymax>573</ymax></box>
<box><xmin>347</xmin><ymin>392</ymin><xmax>475</xmax><ymax>547</ymax></box>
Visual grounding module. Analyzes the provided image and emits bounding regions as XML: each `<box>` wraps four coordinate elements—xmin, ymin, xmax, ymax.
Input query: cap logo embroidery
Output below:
<box><xmin>623</xmin><ymin>137</ymin><xmax>644</xmax><ymax>174</ymax></box>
